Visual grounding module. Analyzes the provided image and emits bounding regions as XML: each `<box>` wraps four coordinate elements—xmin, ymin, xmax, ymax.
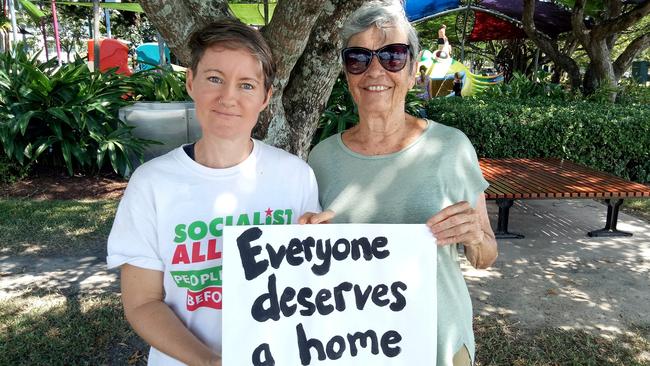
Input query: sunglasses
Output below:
<box><xmin>341</xmin><ymin>43</ymin><xmax>411</xmax><ymax>75</ymax></box>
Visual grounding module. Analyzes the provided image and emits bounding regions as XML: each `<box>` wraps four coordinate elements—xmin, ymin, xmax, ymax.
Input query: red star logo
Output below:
<box><xmin>265</xmin><ymin>208</ymin><xmax>273</xmax><ymax>217</ymax></box>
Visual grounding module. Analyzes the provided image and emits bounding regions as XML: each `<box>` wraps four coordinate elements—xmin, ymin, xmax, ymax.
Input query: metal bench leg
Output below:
<box><xmin>495</xmin><ymin>199</ymin><xmax>524</xmax><ymax>239</ymax></box>
<box><xmin>587</xmin><ymin>199</ymin><xmax>633</xmax><ymax>237</ymax></box>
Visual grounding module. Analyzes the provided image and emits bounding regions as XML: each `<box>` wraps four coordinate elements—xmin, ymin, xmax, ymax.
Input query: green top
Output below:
<box><xmin>308</xmin><ymin>120</ymin><xmax>488</xmax><ymax>365</ymax></box>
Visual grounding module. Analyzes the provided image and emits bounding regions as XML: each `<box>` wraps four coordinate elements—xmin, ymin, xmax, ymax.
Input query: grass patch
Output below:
<box><xmin>623</xmin><ymin>198</ymin><xmax>650</xmax><ymax>222</ymax></box>
<box><xmin>475</xmin><ymin>316</ymin><xmax>650</xmax><ymax>365</ymax></box>
<box><xmin>0</xmin><ymin>199</ymin><xmax>118</xmax><ymax>256</ymax></box>
<box><xmin>0</xmin><ymin>291</ymin><xmax>147</xmax><ymax>365</ymax></box>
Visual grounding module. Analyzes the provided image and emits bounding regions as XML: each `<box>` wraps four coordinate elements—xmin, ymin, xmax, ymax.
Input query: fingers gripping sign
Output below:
<box><xmin>298</xmin><ymin>210</ymin><xmax>336</xmax><ymax>225</ymax></box>
<box><xmin>426</xmin><ymin>202</ymin><xmax>484</xmax><ymax>247</ymax></box>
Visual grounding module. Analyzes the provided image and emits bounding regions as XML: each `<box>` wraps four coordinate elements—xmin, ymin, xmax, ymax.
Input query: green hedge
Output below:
<box><xmin>426</xmin><ymin>97</ymin><xmax>650</xmax><ymax>184</ymax></box>
<box><xmin>0</xmin><ymin>48</ymin><xmax>189</xmax><ymax>177</ymax></box>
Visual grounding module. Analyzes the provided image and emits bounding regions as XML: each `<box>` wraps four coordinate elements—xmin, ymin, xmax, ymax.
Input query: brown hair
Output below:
<box><xmin>187</xmin><ymin>19</ymin><xmax>276</xmax><ymax>92</ymax></box>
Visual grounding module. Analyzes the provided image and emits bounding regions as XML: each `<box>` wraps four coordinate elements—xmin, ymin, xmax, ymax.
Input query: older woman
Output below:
<box><xmin>107</xmin><ymin>20</ymin><xmax>320</xmax><ymax>366</ymax></box>
<box><xmin>307</xmin><ymin>2</ymin><xmax>497</xmax><ymax>365</ymax></box>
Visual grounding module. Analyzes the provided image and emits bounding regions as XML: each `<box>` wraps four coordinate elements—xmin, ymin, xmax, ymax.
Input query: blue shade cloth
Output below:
<box><xmin>136</xmin><ymin>43</ymin><xmax>171</xmax><ymax>70</ymax></box>
<box><xmin>405</xmin><ymin>0</ymin><xmax>460</xmax><ymax>22</ymax></box>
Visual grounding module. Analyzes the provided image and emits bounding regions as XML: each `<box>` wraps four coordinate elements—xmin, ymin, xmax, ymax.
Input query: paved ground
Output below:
<box><xmin>2</xmin><ymin>199</ymin><xmax>649</xmax><ymax>337</ymax></box>
<box><xmin>467</xmin><ymin>199</ymin><xmax>650</xmax><ymax>336</ymax></box>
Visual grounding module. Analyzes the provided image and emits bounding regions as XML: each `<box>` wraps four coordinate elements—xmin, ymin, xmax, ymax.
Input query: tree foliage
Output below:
<box><xmin>523</xmin><ymin>0</ymin><xmax>650</xmax><ymax>100</ymax></box>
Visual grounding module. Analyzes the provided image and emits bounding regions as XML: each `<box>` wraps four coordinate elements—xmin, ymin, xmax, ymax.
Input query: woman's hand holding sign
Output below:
<box><xmin>426</xmin><ymin>194</ymin><xmax>497</xmax><ymax>269</ymax></box>
<box><xmin>298</xmin><ymin>210</ymin><xmax>335</xmax><ymax>225</ymax></box>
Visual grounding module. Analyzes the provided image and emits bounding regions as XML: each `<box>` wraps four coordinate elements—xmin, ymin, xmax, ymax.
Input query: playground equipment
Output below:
<box><xmin>86</xmin><ymin>40</ymin><xmax>183</xmax><ymax>76</ymax></box>
<box><xmin>87</xmin><ymin>38</ymin><xmax>131</xmax><ymax>75</ymax></box>
<box><xmin>135</xmin><ymin>42</ymin><xmax>171</xmax><ymax>71</ymax></box>
<box><xmin>418</xmin><ymin>49</ymin><xmax>503</xmax><ymax>97</ymax></box>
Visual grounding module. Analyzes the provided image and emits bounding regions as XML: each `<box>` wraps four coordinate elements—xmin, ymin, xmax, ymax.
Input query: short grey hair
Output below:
<box><xmin>341</xmin><ymin>0</ymin><xmax>420</xmax><ymax>73</ymax></box>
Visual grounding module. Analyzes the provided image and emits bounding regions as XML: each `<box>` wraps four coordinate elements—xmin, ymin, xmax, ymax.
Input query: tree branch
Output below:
<box><xmin>571</xmin><ymin>0</ymin><xmax>590</xmax><ymax>46</ymax></box>
<box><xmin>603</xmin><ymin>1</ymin><xmax>622</xmax><ymax>51</ymax></box>
<box><xmin>592</xmin><ymin>1</ymin><xmax>650</xmax><ymax>40</ymax></box>
<box><xmin>261</xmin><ymin>0</ymin><xmax>326</xmax><ymax>87</ymax></box>
<box><xmin>465</xmin><ymin>43</ymin><xmax>497</xmax><ymax>62</ymax></box>
<box><xmin>138</xmin><ymin>0</ymin><xmax>232</xmax><ymax>64</ymax></box>
<box><xmin>523</xmin><ymin>0</ymin><xmax>582</xmax><ymax>89</ymax></box>
<box><xmin>613</xmin><ymin>32</ymin><xmax>650</xmax><ymax>79</ymax></box>
<box><xmin>563</xmin><ymin>36</ymin><xmax>579</xmax><ymax>55</ymax></box>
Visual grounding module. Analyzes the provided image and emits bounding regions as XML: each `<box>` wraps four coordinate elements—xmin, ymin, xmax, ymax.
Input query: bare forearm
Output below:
<box><xmin>464</xmin><ymin>230</ymin><xmax>498</xmax><ymax>269</ymax></box>
<box><xmin>125</xmin><ymin>301</ymin><xmax>220</xmax><ymax>366</ymax></box>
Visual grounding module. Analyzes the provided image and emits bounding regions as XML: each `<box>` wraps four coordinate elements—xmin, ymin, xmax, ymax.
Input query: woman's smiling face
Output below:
<box><xmin>345</xmin><ymin>25</ymin><xmax>415</xmax><ymax>116</ymax></box>
<box><xmin>186</xmin><ymin>45</ymin><xmax>271</xmax><ymax>142</ymax></box>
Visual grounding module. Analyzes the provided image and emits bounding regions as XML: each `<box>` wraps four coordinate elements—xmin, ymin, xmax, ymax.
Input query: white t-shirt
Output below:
<box><xmin>107</xmin><ymin>140</ymin><xmax>321</xmax><ymax>365</ymax></box>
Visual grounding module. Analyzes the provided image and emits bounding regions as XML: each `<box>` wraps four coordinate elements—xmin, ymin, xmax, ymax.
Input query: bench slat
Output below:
<box><xmin>479</xmin><ymin>158</ymin><xmax>650</xmax><ymax>200</ymax></box>
<box><xmin>482</xmin><ymin>160</ymin><xmax>567</xmax><ymax>198</ymax></box>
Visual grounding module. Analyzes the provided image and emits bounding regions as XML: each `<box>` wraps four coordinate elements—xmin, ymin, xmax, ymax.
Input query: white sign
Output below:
<box><xmin>222</xmin><ymin>224</ymin><xmax>437</xmax><ymax>366</ymax></box>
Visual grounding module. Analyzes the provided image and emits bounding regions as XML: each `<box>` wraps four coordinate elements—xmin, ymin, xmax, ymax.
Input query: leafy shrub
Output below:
<box><xmin>0</xmin><ymin>155</ymin><xmax>31</xmax><ymax>184</ymax></box>
<box><xmin>616</xmin><ymin>80</ymin><xmax>650</xmax><ymax>106</ymax></box>
<box><xmin>128</xmin><ymin>67</ymin><xmax>191</xmax><ymax>102</ymax></box>
<box><xmin>0</xmin><ymin>48</ymin><xmax>155</xmax><ymax>176</ymax></box>
<box><xmin>479</xmin><ymin>72</ymin><xmax>573</xmax><ymax>101</ymax></box>
<box><xmin>426</xmin><ymin>96</ymin><xmax>650</xmax><ymax>183</ymax></box>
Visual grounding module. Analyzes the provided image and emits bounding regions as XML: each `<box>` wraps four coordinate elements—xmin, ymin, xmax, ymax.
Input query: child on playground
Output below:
<box><xmin>416</xmin><ymin>64</ymin><xmax>432</xmax><ymax>100</ymax></box>
<box><xmin>437</xmin><ymin>24</ymin><xmax>453</xmax><ymax>57</ymax></box>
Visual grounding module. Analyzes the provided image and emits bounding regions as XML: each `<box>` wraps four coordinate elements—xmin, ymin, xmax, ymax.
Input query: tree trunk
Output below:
<box><xmin>522</xmin><ymin>0</ymin><xmax>582</xmax><ymax>90</ymax></box>
<box><xmin>256</xmin><ymin>0</ymin><xmax>326</xmax><ymax>151</ymax></box>
<box><xmin>572</xmin><ymin>0</ymin><xmax>650</xmax><ymax>100</ymax></box>
<box><xmin>138</xmin><ymin>0</ymin><xmax>232</xmax><ymax>64</ymax></box>
<box><xmin>551</xmin><ymin>36</ymin><xmax>579</xmax><ymax>84</ymax></box>
<box><xmin>282</xmin><ymin>0</ymin><xmax>365</xmax><ymax>159</ymax></box>
<box><xmin>585</xmin><ymin>39</ymin><xmax>617</xmax><ymax>101</ymax></box>
<box><xmin>582</xmin><ymin>63</ymin><xmax>598</xmax><ymax>93</ymax></box>
<box><xmin>613</xmin><ymin>32</ymin><xmax>650</xmax><ymax>81</ymax></box>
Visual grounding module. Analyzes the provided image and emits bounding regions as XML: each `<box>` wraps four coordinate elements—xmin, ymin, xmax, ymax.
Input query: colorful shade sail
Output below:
<box><xmin>405</xmin><ymin>0</ymin><xmax>574</xmax><ymax>41</ymax></box>
<box><xmin>405</xmin><ymin>0</ymin><xmax>460</xmax><ymax>22</ymax></box>
<box><xmin>468</xmin><ymin>11</ymin><xmax>525</xmax><ymax>41</ymax></box>
<box><xmin>476</xmin><ymin>0</ymin><xmax>573</xmax><ymax>36</ymax></box>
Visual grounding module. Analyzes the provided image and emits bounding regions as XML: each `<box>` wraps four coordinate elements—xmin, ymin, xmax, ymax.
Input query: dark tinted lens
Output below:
<box><xmin>343</xmin><ymin>48</ymin><xmax>372</xmax><ymax>74</ymax></box>
<box><xmin>377</xmin><ymin>44</ymin><xmax>409</xmax><ymax>72</ymax></box>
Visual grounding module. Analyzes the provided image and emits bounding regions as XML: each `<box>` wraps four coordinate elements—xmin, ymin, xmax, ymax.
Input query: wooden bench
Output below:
<box><xmin>479</xmin><ymin>158</ymin><xmax>650</xmax><ymax>238</ymax></box>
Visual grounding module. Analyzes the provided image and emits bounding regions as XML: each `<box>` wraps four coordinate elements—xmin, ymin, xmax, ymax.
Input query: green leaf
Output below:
<box><xmin>50</xmin><ymin>122</ymin><xmax>63</xmax><ymax>140</ymax></box>
<box><xmin>33</xmin><ymin>137</ymin><xmax>55</xmax><ymax>159</ymax></box>
<box><xmin>17</xmin><ymin>0</ymin><xmax>45</xmax><ymax>22</ymax></box>
<box><xmin>16</xmin><ymin>110</ymin><xmax>38</xmax><ymax>135</ymax></box>
<box><xmin>60</xmin><ymin>140</ymin><xmax>74</xmax><ymax>175</ymax></box>
<box><xmin>47</xmin><ymin>107</ymin><xmax>73</xmax><ymax>126</ymax></box>
<box><xmin>57</xmin><ymin>1</ymin><xmax>144</xmax><ymax>12</ymax></box>
<box><xmin>24</xmin><ymin>65</ymin><xmax>52</xmax><ymax>93</ymax></box>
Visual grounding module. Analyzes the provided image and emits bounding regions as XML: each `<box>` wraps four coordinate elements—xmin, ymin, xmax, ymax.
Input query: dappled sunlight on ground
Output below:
<box><xmin>0</xmin><ymin>256</ymin><xmax>118</xmax><ymax>301</ymax></box>
<box><xmin>463</xmin><ymin>199</ymin><xmax>650</xmax><ymax>337</ymax></box>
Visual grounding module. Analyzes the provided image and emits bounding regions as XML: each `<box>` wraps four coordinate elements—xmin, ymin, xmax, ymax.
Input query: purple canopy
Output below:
<box><xmin>476</xmin><ymin>0</ymin><xmax>573</xmax><ymax>36</ymax></box>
